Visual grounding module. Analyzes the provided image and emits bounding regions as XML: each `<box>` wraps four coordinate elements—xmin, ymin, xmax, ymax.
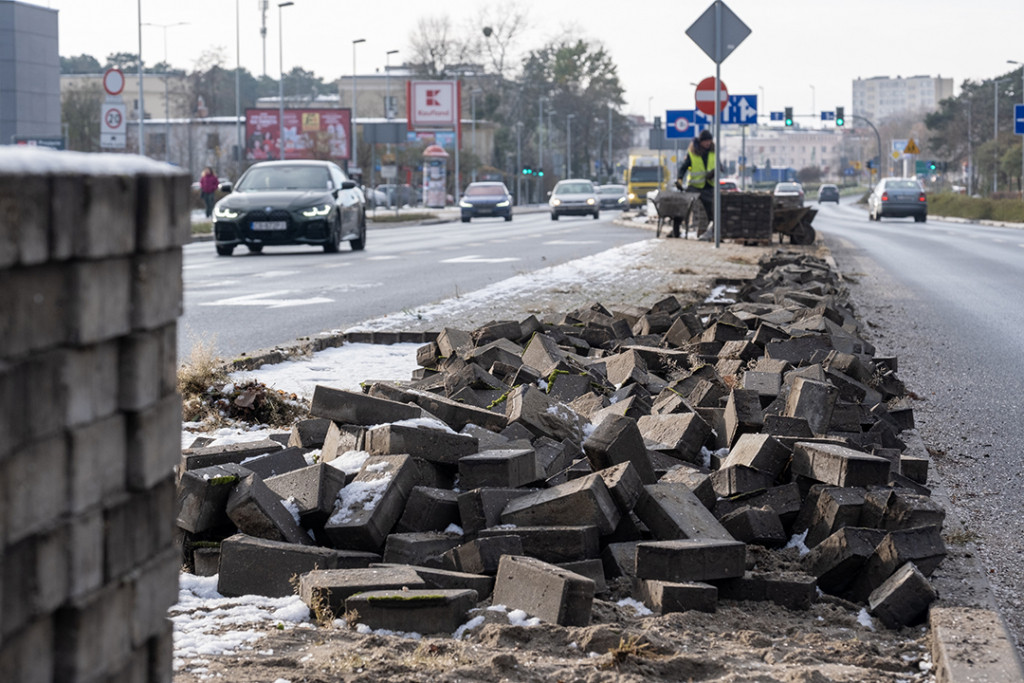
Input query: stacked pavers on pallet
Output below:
<box><xmin>0</xmin><ymin>149</ymin><xmax>190</xmax><ymax>681</ymax></box>
<box><xmin>177</xmin><ymin>249</ymin><xmax>944</xmax><ymax>634</ymax></box>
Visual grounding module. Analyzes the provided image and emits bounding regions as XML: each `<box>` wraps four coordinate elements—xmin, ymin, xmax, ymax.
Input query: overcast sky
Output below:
<box><xmin>41</xmin><ymin>0</ymin><xmax>1024</xmax><ymax>127</ymax></box>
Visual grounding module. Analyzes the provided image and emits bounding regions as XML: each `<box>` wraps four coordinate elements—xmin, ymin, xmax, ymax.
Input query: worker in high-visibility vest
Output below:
<box><xmin>673</xmin><ymin>128</ymin><xmax>718</xmax><ymax>237</ymax></box>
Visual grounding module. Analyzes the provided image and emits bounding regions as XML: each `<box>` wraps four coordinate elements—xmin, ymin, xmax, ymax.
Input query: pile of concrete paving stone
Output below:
<box><xmin>176</xmin><ymin>248</ymin><xmax>945</xmax><ymax>635</ymax></box>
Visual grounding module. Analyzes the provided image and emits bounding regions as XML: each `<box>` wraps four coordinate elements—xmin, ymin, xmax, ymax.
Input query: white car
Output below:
<box><xmin>549</xmin><ymin>179</ymin><xmax>600</xmax><ymax>220</ymax></box>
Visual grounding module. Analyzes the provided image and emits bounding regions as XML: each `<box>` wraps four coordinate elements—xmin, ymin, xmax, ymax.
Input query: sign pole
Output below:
<box><xmin>713</xmin><ymin>1</ymin><xmax>722</xmax><ymax>248</ymax></box>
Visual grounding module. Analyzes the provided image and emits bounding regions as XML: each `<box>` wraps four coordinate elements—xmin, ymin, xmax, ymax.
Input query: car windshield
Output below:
<box><xmin>630</xmin><ymin>167</ymin><xmax>662</xmax><ymax>182</ymax></box>
<box><xmin>464</xmin><ymin>184</ymin><xmax>507</xmax><ymax>197</ymax></box>
<box><xmin>775</xmin><ymin>183</ymin><xmax>801</xmax><ymax>193</ymax></box>
<box><xmin>238</xmin><ymin>165</ymin><xmax>332</xmax><ymax>191</ymax></box>
<box><xmin>555</xmin><ymin>182</ymin><xmax>594</xmax><ymax>194</ymax></box>
<box><xmin>886</xmin><ymin>180</ymin><xmax>920</xmax><ymax>190</ymax></box>
<box><xmin>598</xmin><ymin>186</ymin><xmax>625</xmax><ymax>195</ymax></box>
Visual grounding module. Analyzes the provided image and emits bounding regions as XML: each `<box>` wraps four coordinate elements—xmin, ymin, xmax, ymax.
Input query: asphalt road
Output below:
<box><xmin>179</xmin><ymin>208</ymin><xmax>647</xmax><ymax>361</ymax></box>
<box><xmin>816</xmin><ymin>198</ymin><xmax>1024</xmax><ymax>653</ymax></box>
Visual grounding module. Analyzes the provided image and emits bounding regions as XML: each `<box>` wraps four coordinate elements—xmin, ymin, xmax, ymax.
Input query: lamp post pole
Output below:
<box><xmin>277</xmin><ymin>2</ymin><xmax>294</xmax><ymax>161</ymax></box>
<box><xmin>1011</xmin><ymin>60</ymin><xmax>1024</xmax><ymax>198</ymax></box>
<box><xmin>994</xmin><ymin>77</ymin><xmax>1011</xmax><ymax>194</ymax></box>
<box><xmin>235</xmin><ymin>0</ymin><xmax>242</xmax><ymax>168</ymax></box>
<box><xmin>538</xmin><ymin>97</ymin><xmax>546</xmax><ymax>200</ymax></box>
<box><xmin>385</xmin><ymin>49</ymin><xmax>398</xmax><ymax>120</ymax></box>
<box><xmin>607</xmin><ymin>104</ymin><xmax>613</xmax><ymax>182</ymax></box>
<box><xmin>471</xmin><ymin>88</ymin><xmax>482</xmax><ymax>181</ymax></box>
<box><xmin>515</xmin><ymin>121</ymin><xmax>523</xmax><ymax>205</ymax></box>
<box><xmin>141</xmin><ymin>21</ymin><xmax>188</xmax><ymax>163</ymax></box>
<box><xmin>566</xmin><ymin>113</ymin><xmax>575</xmax><ymax>178</ymax></box>
<box><xmin>136</xmin><ymin>0</ymin><xmax>145</xmax><ymax>156</ymax></box>
<box><xmin>351</xmin><ymin>38</ymin><xmax>365</xmax><ymax>176</ymax></box>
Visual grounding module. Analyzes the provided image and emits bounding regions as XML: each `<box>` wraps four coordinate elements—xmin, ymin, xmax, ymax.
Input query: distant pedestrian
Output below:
<box><xmin>675</xmin><ymin>129</ymin><xmax>718</xmax><ymax>237</ymax></box>
<box><xmin>199</xmin><ymin>167</ymin><xmax>219</xmax><ymax>218</ymax></box>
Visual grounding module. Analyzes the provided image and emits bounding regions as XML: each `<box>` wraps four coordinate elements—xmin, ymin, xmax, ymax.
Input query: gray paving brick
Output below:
<box><xmin>500</xmin><ymin>473</ymin><xmax>620</xmax><ymax>535</ymax></box>
<box><xmin>492</xmin><ymin>555</ymin><xmax>595</xmax><ymax>626</ymax></box>
<box><xmin>323</xmin><ymin>454</ymin><xmax>420</xmax><ymax>552</ymax></box>
<box><xmin>635</xmin><ymin>539</ymin><xmax>746</xmax><ymax>583</ymax></box>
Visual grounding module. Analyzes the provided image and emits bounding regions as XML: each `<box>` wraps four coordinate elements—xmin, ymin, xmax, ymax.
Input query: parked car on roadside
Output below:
<box><xmin>459</xmin><ymin>181</ymin><xmax>513</xmax><ymax>222</ymax></box>
<box><xmin>817</xmin><ymin>184</ymin><xmax>840</xmax><ymax>203</ymax></box>
<box><xmin>596</xmin><ymin>184</ymin><xmax>629</xmax><ymax>210</ymax></box>
<box><xmin>868</xmin><ymin>177</ymin><xmax>927</xmax><ymax>222</ymax></box>
<box><xmin>212</xmin><ymin>159</ymin><xmax>366</xmax><ymax>256</ymax></box>
<box><xmin>718</xmin><ymin>178</ymin><xmax>740</xmax><ymax>192</ymax></box>
<box><xmin>773</xmin><ymin>181</ymin><xmax>805</xmax><ymax>208</ymax></box>
<box><xmin>549</xmin><ymin>179</ymin><xmax>600</xmax><ymax>220</ymax></box>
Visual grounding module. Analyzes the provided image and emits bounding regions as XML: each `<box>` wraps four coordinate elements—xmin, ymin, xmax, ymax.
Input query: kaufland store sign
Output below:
<box><xmin>407</xmin><ymin>80</ymin><xmax>461</xmax><ymax>129</ymax></box>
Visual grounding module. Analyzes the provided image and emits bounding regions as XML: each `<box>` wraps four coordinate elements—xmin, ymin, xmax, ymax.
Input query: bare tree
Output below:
<box><xmin>62</xmin><ymin>82</ymin><xmax>104</xmax><ymax>151</ymax></box>
<box><xmin>472</xmin><ymin>3</ymin><xmax>530</xmax><ymax>80</ymax></box>
<box><xmin>408</xmin><ymin>15</ymin><xmax>474</xmax><ymax>78</ymax></box>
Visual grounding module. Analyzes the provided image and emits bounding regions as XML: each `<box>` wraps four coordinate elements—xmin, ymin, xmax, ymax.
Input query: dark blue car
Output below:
<box><xmin>460</xmin><ymin>182</ymin><xmax>513</xmax><ymax>222</ymax></box>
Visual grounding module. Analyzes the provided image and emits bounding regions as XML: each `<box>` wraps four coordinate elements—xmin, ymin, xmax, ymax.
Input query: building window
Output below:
<box><xmin>150</xmin><ymin>132</ymin><xmax>167</xmax><ymax>156</ymax></box>
<box><xmin>206</xmin><ymin>133</ymin><xmax>220</xmax><ymax>151</ymax></box>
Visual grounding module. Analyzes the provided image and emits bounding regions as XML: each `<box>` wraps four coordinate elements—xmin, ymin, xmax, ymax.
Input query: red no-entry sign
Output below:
<box><xmin>694</xmin><ymin>77</ymin><xmax>728</xmax><ymax>116</ymax></box>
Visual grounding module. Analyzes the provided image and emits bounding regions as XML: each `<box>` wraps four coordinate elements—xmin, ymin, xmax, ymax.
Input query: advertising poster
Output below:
<box><xmin>246</xmin><ymin>108</ymin><xmax>351</xmax><ymax>161</ymax></box>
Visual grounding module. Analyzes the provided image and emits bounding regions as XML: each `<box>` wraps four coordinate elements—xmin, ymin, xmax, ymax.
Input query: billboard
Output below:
<box><xmin>407</xmin><ymin>80</ymin><xmax>460</xmax><ymax>129</ymax></box>
<box><xmin>245</xmin><ymin>108</ymin><xmax>351</xmax><ymax>161</ymax></box>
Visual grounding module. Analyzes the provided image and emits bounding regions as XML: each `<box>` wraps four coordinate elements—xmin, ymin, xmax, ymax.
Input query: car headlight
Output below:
<box><xmin>496</xmin><ymin>200</ymin><xmax>510</xmax><ymax>207</ymax></box>
<box><xmin>301</xmin><ymin>203</ymin><xmax>332</xmax><ymax>217</ymax></box>
<box><xmin>628</xmin><ymin>192</ymin><xmax>636</xmax><ymax>200</ymax></box>
<box><xmin>459</xmin><ymin>199</ymin><xmax>472</xmax><ymax>208</ymax></box>
<box><xmin>213</xmin><ymin>205</ymin><xmax>240</xmax><ymax>219</ymax></box>
<box><xmin>551</xmin><ymin>198</ymin><xmax>562</xmax><ymax>206</ymax></box>
<box><xmin>617</xmin><ymin>197</ymin><xmax>626</xmax><ymax>204</ymax></box>
<box><xmin>586</xmin><ymin>198</ymin><xmax>596</xmax><ymax>205</ymax></box>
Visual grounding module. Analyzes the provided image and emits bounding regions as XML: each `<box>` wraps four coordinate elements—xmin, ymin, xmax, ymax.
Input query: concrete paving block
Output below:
<box><xmin>742</xmin><ymin>371</ymin><xmax>783</xmax><ymax>403</ymax></box>
<box><xmin>899</xmin><ymin>454</ymin><xmax>929</xmax><ymax>485</ymax></box>
<box><xmin>868</xmin><ymin>562</ymin><xmax>937</xmax><ymax>629</ymax></box>
<box><xmin>520</xmin><ymin>332</ymin><xmax>572</xmax><ymax>376</ymax></box>
<box><xmin>323</xmin><ymin>454</ymin><xmax>420</xmax><ymax>552</ymax></box>
<box><xmin>299</xmin><ymin>566</ymin><xmax>428</xmax><ymax>617</ymax></box>
<box><xmin>584</xmin><ymin>413</ymin><xmax>656</xmax><ymax>484</ymax></box>
<box><xmin>179</xmin><ymin>438</ymin><xmax>283</xmax><ymax>475</ymax></box>
<box><xmin>176</xmin><ymin>463</ymin><xmax>251</xmax><ymax>534</ymax></box>
<box><xmin>68</xmin><ymin>258</ymin><xmax>131</xmax><ymax>345</ymax></box>
<box><xmin>723</xmin><ymin>389</ymin><xmax>764</xmax><ymax>447</ymax></box>
<box><xmin>345</xmin><ymin>588</ymin><xmax>479</xmax><ymax>635</ymax></box>
<box><xmin>798</xmin><ymin>526</ymin><xmax>888</xmax><ymax>598</ymax></box>
<box><xmin>320</xmin><ymin>422</ymin><xmax>365</xmax><ymax>463</ymax></box>
<box><xmin>500</xmin><ymin>473</ymin><xmax>621</xmax><ymax>535</ymax></box>
<box><xmin>783</xmin><ymin>376</ymin><xmax>838</xmax><ymax>436</ymax></box>
<box><xmin>533</xmin><ymin>437</ymin><xmax>581</xmax><ymax>481</ymax></box>
<box><xmin>457</xmin><ymin>487</ymin><xmax>538</xmax><ymax>536</ymax></box>
<box><xmin>225</xmin><ymin>471</ymin><xmax>314</xmax><ymax>546</ymax></box>
<box><xmin>558</xmin><ymin>559</ymin><xmax>607</xmax><ymax>594</ymax></box>
<box><xmin>636</xmin><ymin>579</ymin><xmax>717</xmax><ymax>614</ymax></box>
<box><xmin>929</xmin><ymin>607</ymin><xmax>1024</xmax><ymax>683</ymax></box>
<box><xmin>596</xmin><ymin>461</ymin><xmax>645</xmax><ymax>513</ymax></box>
<box><xmin>478</xmin><ymin>525</ymin><xmax>600</xmax><ymax>564</ymax></box>
<box><xmin>804</xmin><ymin>487</ymin><xmax>867</xmax><ymax>548</ymax></box>
<box><xmin>193</xmin><ymin>547</ymin><xmax>220</xmax><ymax>577</ymax></box>
<box><xmin>602</xmin><ymin>349</ymin><xmax>650</xmax><ymax>387</ymax></box>
<box><xmin>636</xmin><ymin>413</ymin><xmax>711</xmax><ymax>466</ymax></box>
<box><xmin>398</xmin><ymin>386</ymin><xmax>509</xmax><ymax>433</ymax></box>
<box><xmin>544</xmin><ymin>372</ymin><xmax>595</xmax><ymax>403</ymax></box>
<box><xmin>442</xmin><ymin>535</ymin><xmax>523</xmax><ymax>575</ymax></box>
<box><xmin>718</xmin><ymin>506</ymin><xmax>787</xmax><ymax>548</ymax></box>
<box><xmin>237</xmin><ymin>446</ymin><xmax>310</xmax><ymax>480</ymax></box>
<box><xmin>635</xmin><ymin>539</ymin><xmax>746</xmax><ymax>583</ymax></box>
<box><xmin>505</xmin><ymin>384</ymin><xmax>587</xmax><ymax>443</ymax></box>
<box><xmin>713</xmin><ymin>570</ymin><xmax>817</xmax><ymax>610</ymax></box>
<box><xmin>791</xmin><ymin>442</ymin><xmax>891</xmax><ymax>488</ymax></box>
<box><xmin>762</xmin><ymin>415</ymin><xmax>814</xmax><ymax>439</ymax></box>
<box><xmin>659</xmin><ymin>466</ymin><xmax>716</xmax><ymax>511</ymax></box>
<box><xmin>264</xmin><ymin>463</ymin><xmax>347</xmax><ymax>527</ymax></box>
<box><xmin>634</xmin><ymin>483</ymin><xmax>733</xmax><ymax>542</ymax></box>
<box><xmin>721</xmin><ymin>433</ymin><xmax>791</xmax><ymax>480</ymax></box>
<box><xmin>469</xmin><ymin>337</ymin><xmax>524</xmax><ymax>370</ymax></box>
<box><xmin>714</xmin><ymin>483</ymin><xmax>803</xmax><ymax>531</ymax></box>
<box><xmin>382</xmin><ymin>531</ymin><xmax>463</xmax><ymax>566</ymax></box>
<box><xmin>459</xmin><ymin>448</ymin><xmax>538</xmax><ymax>489</ymax></box>
<box><xmin>310</xmin><ymin>385</ymin><xmax>422</xmax><ymax>425</ymax></box>
<box><xmin>68</xmin><ymin>413</ymin><xmax>127</xmax><ymax>514</ymax></box>
<box><xmin>130</xmin><ymin>249</ymin><xmax>183</xmax><ymax>331</ymax></box>
<box><xmin>394</xmin><ymin>565</ymin><xmax>495</xmax><ymax>600</ymax></box>
<box><xmin>217</xmin><ymin>533</ymin><xmax>379</xmax><ymax>598</ymax></box>
<box><xmin>765</xmin><ymin>335</ymin><xmax>836</xmax><ymax>365</ymax></box>
<box><xmin>880</xmin><ymin>492</ymin><xmax>945</xmax><ymax>532</ymax></box>
<box><xmin>365</xmin><ymin>423</ymin><xmax>479</xmax><ymax>464</ymax></box>
<box><xmin>288</xmin><ymin>418</ymin><xmax>333</xmax><ymax>449</ymax></box>
<box><xmin>492</xmin><ymin>555</ymin><xmax>595</xmax><ymax>627</ymax></box>
<box><xmin>436</xmin><ymin>327</ymin><xmax>474</xmax><ymax>359</ymax></box>
<box><xmin>602</xmin><ymin>541</ymin><xmax>639</xmax><ymax>578</ymax></box>
<box><xmin>709</xmin><ymin>465</ymin><xmax>775</xmax><ymax>499</ymax></box>
<box><xmin>858</xmin><ymin>526</ymin><xmax>947</xmax><ymax>594</ymax></box>
<box><xmin>395</xmin><ymin>486</ymin><xmax>461</xmax><ymax>533</ymax></box>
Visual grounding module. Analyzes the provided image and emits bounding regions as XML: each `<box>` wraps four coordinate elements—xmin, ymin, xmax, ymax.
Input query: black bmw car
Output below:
<box><xmin>212</xmin><ymin>160</ymin><xmax>366</xmax><ymax>256</ymax></box>
<box><xmin>459</xmin><ymin>181</ymin><xmax>513</xmax><ymax>222</ymax></box>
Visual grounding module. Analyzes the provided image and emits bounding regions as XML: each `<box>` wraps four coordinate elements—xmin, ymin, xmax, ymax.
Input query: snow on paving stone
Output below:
<box><xmin>328</xmin><ymin>473</ymin><xmax>393</xmax><ymax>524</ymax></box>
<box><xmin>617</xmin><ymin>597</ymin><xmax>654</xmax><ymax>617</ymax></box>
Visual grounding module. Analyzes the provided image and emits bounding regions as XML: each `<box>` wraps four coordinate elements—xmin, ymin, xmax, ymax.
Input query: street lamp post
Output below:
<box><xmin>607</xmin><ymin>104</ymin><xmax>613</xmax><ymax>182</ymax></box>
<box><xmin>141</xmin><ymin>21</ymin><xmax>188</xmax><ymax>163</ymax></box>
<box><xmin>277</xmin><ymin>2</ymin><xmax>294</xmax><ymax>161</ymax></box>
<box><xmin>1009</xmin><ymin>60</ymin><xmax>1024</xmax><ymax>198</ymax></box>
<box><xmin>538</xmin><ymin>97</ymin><xmax>547</xmax><ymax>199</ymax></box>
<box><xmin>351</xmin><ymin>38</ymin><xmax>366</xmax><ymax>175</ymax></box>
<box><xmin>235</xmin><ymin>0</ymin><xmax>242</xmax><ymax>168</ymax></box>
<box><xmin>810</xmin><ymin>84</ymin><xmax>815</xmax><ymax>124</ymax></box>
<box><xmin>471</xmin><ymin>88</ymin><xmax>482</xmax><ymax>182</ymax></box>
<box><xmin>136</xmin><ymin>0</ymin><xmax>145</xmax><ymax>156</ymax></box>
<box><xmin>566</xmin><ymin>114</ymin><xmax>575</xmax><ymax>177</ymax></box>
<box><xmin>516</xmin><ymin>121</ymin><xmax>523</xmax><ymax>204</ymax></box>
<box><xmin>385</xmin><ymin>49</ymin><xmax>398</xmax><ymax>120</ymax></box>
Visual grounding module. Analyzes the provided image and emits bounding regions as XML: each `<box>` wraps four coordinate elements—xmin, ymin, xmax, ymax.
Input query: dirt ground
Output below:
<box><xmin>172</xmin><ymin>231</ymin><xmax>948</xmax><ymax>683</ymax></box>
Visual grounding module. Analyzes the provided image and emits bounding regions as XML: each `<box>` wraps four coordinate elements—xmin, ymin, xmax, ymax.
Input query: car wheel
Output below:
<box><xmin>592</xmin><ymin>210</ymin><xmax>600</xmax><ymax>220</ymax></box>
<box><xmin>323</xmin><ymin>216</ymin><xmax>342</xmax><ymax>253</ymax></box>
<box><xmin>551</xmin><ymin>213</ymin><xmax>559</xmax><ymax>221</ymax></box>
<box><xmin>349</xmin><ymin>214</ymin><xmax>366</xmax><ymax>251</ymax></box>
<box><xmin>246</xmin><ymin>244</ymin><xmax>263</xmax><ymax>254</ymax></box>
<box><xmin>915</xmin><ymin>214</ymin><xmax>927</xmax><ymax>223</ymax></box>
<box><xmin>216</xmin><ymin>244</ymin><xmax>234</xmax><ymax>256</ymax></box>
<box><xmin>504</xmin><ymin>214</ymin><xmax>512</xmax><ymax>222</ymax></box>
<box><xmin>461</xmin><ymin>216</ymin><xmax>471</xmax><ymax>223</ymax></box>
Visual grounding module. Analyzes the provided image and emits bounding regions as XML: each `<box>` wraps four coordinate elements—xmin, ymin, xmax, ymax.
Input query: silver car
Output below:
<box><xmin>773</xmin><ymin>181</ymin><xmax>805</xmax><ymax>209</ymax></box>
<box><xmin>868</xmin><ymin>177</ymin><xmax>927</xmax><ymax>222</ymax></box>
<box><xmin>549</xmin><ymin>179</ymin><xmax>600</xmax><ymax>220</ymax></box>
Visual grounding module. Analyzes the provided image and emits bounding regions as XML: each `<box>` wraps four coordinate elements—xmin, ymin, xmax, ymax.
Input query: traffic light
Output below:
<box><xmin>928</xmin><ymin>160</ymin><xmax>937</xmax><ymax>171</ymax></box>
<box><xmin>835</xmin><ymin>107</ymin><xmax>844</xmax><ymax>127</ymax></box>
<box><xmin>784</xmin><ymin>107</ymin><xmax>793</xmax><ymax>126</ymax></box>
<box><xmin>537</xmin><ymin>168</ymin><xmax>544</xmax><ymax>177</ymax></box>
<box><xmin>522</xmin><ymin>166</ymin><xmax>532</xmax><ymax>176</ymax></box>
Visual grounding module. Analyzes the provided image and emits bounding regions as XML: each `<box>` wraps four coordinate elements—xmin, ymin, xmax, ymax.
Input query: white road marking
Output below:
<box><xmin>544</xmin><ymin>240</ymin><xmax>600</xmax><ymax>245</ymax></box>
<box><xmin>200</xmin><ymin>290</ymin><xmax>333</xmax><ymax>309</ymax></box>
<box><xmin>366</xmin><ymin>255</ymin><xmax>400</xmax><ymax>260</ymax></box>
<box><xmin>441</xmin><ymin>255</ymin><xmax>521</xmax><ymax>264</ymax></box>
<box><xmin>251</xmin><ymin>270</ymin><xmax>301</xmax><ymax>278</ymax></box>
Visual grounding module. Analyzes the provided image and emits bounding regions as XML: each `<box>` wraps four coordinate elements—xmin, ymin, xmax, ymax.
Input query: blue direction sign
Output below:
<box><xmin>696</xmin><ymin>94</ymin><xmax>758</xmax><ymax>125</ymax></box>
<box><xmin>1015</xmin><ymin>104</ymin><xmax>1024</xmax><ymax>135</ymax></box>
<box><xmin>770</xmin><ymin>111</ymin><xmax>784</xmax><ymax>121</ymax></box>
<box><xmin>821</xmin><ymin>111</ymin><xmax>835</xmax><ymax>121</ymax></box>
<box><xmin>666</xmin><ymin>110</ymin><xmax>704</xmax><ymax>139</ymax></box>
